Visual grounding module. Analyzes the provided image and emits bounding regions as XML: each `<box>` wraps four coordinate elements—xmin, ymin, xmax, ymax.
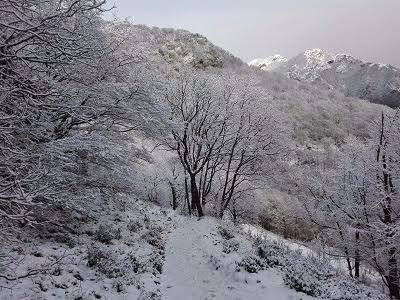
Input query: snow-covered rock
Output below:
<box><xmin>249</xmin><ymin>55</ymin><xmax>288</xmax><ymax>71</ymax></box>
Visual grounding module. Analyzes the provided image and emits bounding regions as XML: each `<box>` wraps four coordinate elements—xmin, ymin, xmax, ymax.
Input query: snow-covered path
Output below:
<box><xmin>160</xmin><ymin>216</ymin><xmax>315</xmax><ymax>300</ymax></box>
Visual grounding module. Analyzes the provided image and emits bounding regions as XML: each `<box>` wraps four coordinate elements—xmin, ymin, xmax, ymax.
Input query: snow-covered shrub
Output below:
<box><xmin>323</xmin><ymin>279</ymin><xmax>387</xmax><ymax>300</ymax></box>
<box><xmin>256</xmin><ymin>244</ymin><xmax>285</xmax><ymax>268</ymax></box>
<box><xmin>253</xmin><ymin>241</ymin><xmax>388</xmax><ymax>299</ymax></box>
<box><xmin>135</xmin><ymin>252</ymin><xmax>164</xmax><ymax>276</ymax></box>
<box><xmin>258</xmin><ymin>207</ymin><xmax>315</xmax><ymax>242</ymax></box>
<box><xmin>128</xmin><ymin>250</ymin><xmax>163</xmax><ymax>276</ymax></box>
<box><xmin>219</xmin><ymin>227</ymin><xmax>235</xmax><ymax>240</ymax></box>
<box><xmin>52</xmin><ymin>233</ymin><xmax>76</xmax><ymax>248</ymax></box>
<box><xmin>127</xmin><ymin>220</ymin><xmax>143</xmax><ymax>233</ymax></box>
<box><xmin>94</xmin><ymin>225</ymin><xmax>121</xmax><ymax>244</ymax></box>
<box><xmin>222</xmin><ymin>239</ymin><xmax>240</xmax><ymax>254</ymax></box>
<box><xmin>237</xmin><ymin>255</ymin><xmax>268</xmax><ymax>273</ymax></box>
<box><xmin>87</xmin><ymin>244</ymin><xmax>124</xmax><ymax>278</ymax></box>
<box><xmin>282</xmin><ymin>256</ymin><xmax>387</xmax><ymax>299</ymax></box>
<box><xmin>138</xmin><ymin>290</ymin><xmax>161</xmax><ymax>300</ymax></box>
<box><xmin>141</xmin><ymin>228</ymin><xmax>165</xmax><ymax>251</ymax></box>
<box><xmin>87</xmin><ymin>240</ymin><xmax>164</xmax><ymax>286</ymax></box>
<box><xmin>282</xmin><ymin>254</ymin><xmax>335</xmax><ymax>296</ymax></box>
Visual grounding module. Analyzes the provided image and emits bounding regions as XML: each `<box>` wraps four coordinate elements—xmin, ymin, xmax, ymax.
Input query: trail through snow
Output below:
<box><xmin>160</xmin><ymin>216</ymin><xmax>315</xmax><ymax>300</ymax></box>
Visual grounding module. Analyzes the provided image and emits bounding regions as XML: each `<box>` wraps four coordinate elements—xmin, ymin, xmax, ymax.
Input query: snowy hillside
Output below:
<box><xmin>251</xmin><ymin>49</ymin><xmax>400</xmax><ymax>107</ymax></box>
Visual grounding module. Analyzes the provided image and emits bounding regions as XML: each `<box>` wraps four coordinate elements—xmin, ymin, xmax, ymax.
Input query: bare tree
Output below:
<box><xmin>216</xmin><ymin>88</ymin><xmax>282</xmax><ymax>218</ymax></box>
<box><xmin>164</xmin><ymin>74</ymin><xmax>229</xmax><ymax>217</ymax></box>
<box><xmin>165</xmin><ymin>73</ymin><xmax>284</xmax><ymax>219</ymax></box>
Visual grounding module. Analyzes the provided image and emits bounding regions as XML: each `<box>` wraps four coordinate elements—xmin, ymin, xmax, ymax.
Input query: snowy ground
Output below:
<box><xmin>0</xmin><ymin>201</ymin><xmax>388</xmax><ymax>300</ymax></box>
<box><xmin>0</xmin><ymin>200</ymin><xmax>172</xmax><ymax>300</ymax></box>
<box><xmin>161</xmin><ymin>216</ymin><xmax>315</xmax><ymax>300</ymax></box>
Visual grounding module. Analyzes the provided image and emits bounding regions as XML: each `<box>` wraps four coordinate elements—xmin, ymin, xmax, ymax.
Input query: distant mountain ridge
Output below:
<box><xmin>248</xmin><ymin>55</ymin><xmax>288</xmax><ymax>71</ymax></box>
<box><xmin>250</xmin><ymin>49</ymin><xmax>400</xmax><ymax>107</ymax></box>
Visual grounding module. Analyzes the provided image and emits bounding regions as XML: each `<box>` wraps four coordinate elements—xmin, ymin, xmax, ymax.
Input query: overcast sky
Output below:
<box><xmin>106</xmin><ymin>0</ymin><xmax>400</xmax><ymax>67</ymax></box>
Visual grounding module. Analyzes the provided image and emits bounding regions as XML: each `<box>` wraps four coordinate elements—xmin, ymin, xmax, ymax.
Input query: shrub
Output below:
<box><xmin>237</xmin><ymin>255</ymin><xmax>268</xmax><ymax>273</ymax></box>
<box><xmin>138</xmin><ymin>291</ymin><xmax>161</xmax><ymax>300</ymax></box>
<box><xmin>282</xmin><ymin>257</ymin><xmax>387</xmax><ymax>300</ymax></box>
<box><xmin>252</xmin><ymin>240</ymin><xmax>388</xmax><ymax>299</ymax></box>
<box><xmin>127</xmin><ymin>220</ymin><xmax>143</xmax><ymax>233</ymax></box>
<box><xmin>141</xmin><ymin>228</ymin><xmax>164</xmax><ymax>250</ymax></box>
<box><xmin>52</xmin><ymin>233</ymin><xmax>76</xmax><ymax>248</ymax></box>
<box><xmin>219</xmin><ymin>227</ymin><xmax>235</xmax><ymax>240</ymax></box>
<box><xmin>258</xmin><ymin>214</ymin><xmax>314</xmax><ymax>242</ymax></box>
<box><xmin>94</xmin><ymin>225</ymin><xmax>121</xmax><ymax>244</ymax></box>
<box><xmin>282</xmin><ymin>255</ymin><xmax>334</xmax><ymax>296</ymax></box>
<box><xmin>257</xmin><ymin>244</ymin><xmax>284</xmax><ymax>267</ymax></box>
<box><xmin>87</xmin><ymin>245</ymin><xmax>124</xmax><ymax>278</ymax></box>
<box><xmin>222</xmin><ymin>239</ymin><xmax>240</xmax><ymax>254</ymax></box>
<box><xmin>128</xmin><ymin>252</ymin><xmax>163</xmax><ymax>275</ymax></box>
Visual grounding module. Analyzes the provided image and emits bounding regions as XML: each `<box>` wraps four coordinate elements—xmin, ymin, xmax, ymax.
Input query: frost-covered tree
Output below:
<box><xmin>164</xmin><ymin>72</ymin><xmax>284</xmax><ymax>218</ymax></box>
<box><xmin>164</xmin><ymin>73</ymin><xmax>229</xmax><ymax>216</ymax></box>
<box><xmin>213</xmin><ymin>77</ymin><xmax>283</xmax><ymax>218</ymax></box>
<box><xmin>302</xmin><ymin>111</ymin><xmax>400</xmax><ymax>298</ymax></box>
<box><xmin>370</xmin><ymin>112</ymin><xmax>400</xmax><ymax>299</ymax></box>
<box><xmin>0</xmin><ymin>0</ymin><xmax>142</xmax><ymax>241</ymax></box>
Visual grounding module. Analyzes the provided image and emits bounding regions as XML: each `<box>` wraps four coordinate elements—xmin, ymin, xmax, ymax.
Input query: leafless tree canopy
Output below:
<box><xmin>0</xmin><ymin>0</ymin><xmax>140</xmax><ymax>240</ymax></box>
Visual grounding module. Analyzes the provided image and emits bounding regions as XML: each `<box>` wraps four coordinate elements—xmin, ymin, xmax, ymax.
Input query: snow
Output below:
<box><xmin>0</xmin><ymin>201</ymin><xmax>387</xmax><ymax>300</ymax></box>
<box><xmin>304</xmin><ymin>49</ymin><xmax>333</xmax><ymax>63</ymax></box>
<box><xmin>0</xmin><ymin>200</ymin><xmax>171</xmax><ymax>300</ymax></box>
<box><xmin>249</xmin><ymin>55</ymin><xmax>288</xmax><ymax>71</ymax></box>
<box><xmin>250</xmin><ymin>48</ymin><xmax>400</xmax><ymax>107</ymax></box>
<box><xmin>242</xmin><ymin>224</ymin><xmax>313</xmax><ymax>255</ymax></box>
<box><xmin>161</xmin><ymin>215</ymin><xmax>316</xmax><ymax>300</ymax></box>
<box><xmin>0</xmin><ymin>243</ymin><xmax>141</xmax><ymax>300</ymax></box>
<box><xmin>242</xmin><ymin>223</ymin><xmax>349</xmax><ymax>271</ymax></box>
<box><xmin>242</xmin><ymin>224</ymin><xmax>383</xmax><ymax>284</ymax></box>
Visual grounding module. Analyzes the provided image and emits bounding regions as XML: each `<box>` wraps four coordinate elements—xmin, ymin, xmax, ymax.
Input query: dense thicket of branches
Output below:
<box><xmin>164</xmin><ymin>73</ymin><xmax>284</xmax><ymax>218</ymax></box>
<box><xmin>0</xmin><ymin>0</ymin><xmax>142</xmax><ymax>241</ymax></box>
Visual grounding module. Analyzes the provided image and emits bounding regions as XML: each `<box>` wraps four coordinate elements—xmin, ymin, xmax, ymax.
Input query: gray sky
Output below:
<box><xmin>106</xmin><ymin>0</ymin><xmax>400</xmax><ymax>67</ymax></box>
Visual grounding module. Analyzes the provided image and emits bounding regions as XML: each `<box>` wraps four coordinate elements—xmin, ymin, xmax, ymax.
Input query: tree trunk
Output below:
<box><xmin>184</xmin><ymin>176</ymin><xmax>191</xmax><ymax>215</ymax></box>
<box><xmin>383</xmin><ymin>203</ymin><xmax>399</xmax><ymax>299</ymax></box>
<box><xmin>190</xmin><ymin>175</ymin><xmax>203</xmax><ymax>217</ymax></box>
<box><xmin>336</xmin><ymin>221</ymin><xmax>353</xmax><ymax>278</ymax></box>
<box><xmin>232</xmin><ymin>203</ymin><xmax>237</xmax><ymax>222</ymax></box>
<box><xmin>376</xmin><ymin>115</ymin><xmax>400</xmax><ymax>298</ymax></box>
<box><xmin>387</xmin><ymin>245</ymin><xmax>400</xmax><ymax>299</ymax></box>
<box><xmin>383</xmin><ymin>157</ymin><xmax>399</xmax><ymax>298</ymax></box>
<box><xmin>354</xmin><ymin>229</ymin><xmax>360</xmax><ymax>279</ymax></box>
<box><xmin>169</xmin><ymin>181</ymin><xmax>178</xmax><ymax>210</ymax></box>
<box><xmin>346</xmin><ymin>256</ymin><xmax>354</xmax><ymax>278</ymax></box>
